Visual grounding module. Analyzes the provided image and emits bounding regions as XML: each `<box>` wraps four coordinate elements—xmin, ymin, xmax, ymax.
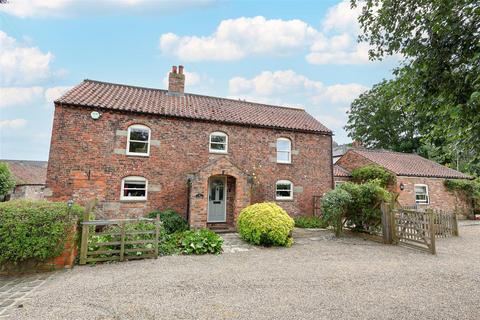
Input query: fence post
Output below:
<box><xmin>79</xmin><ymin>200</ymin><xmax>97</xmax><ymax>265</ymax></box>
<box><xmin>452</xmin><ymin>212</ymin><xmax>459</xmax><ymax>236</ymax></box>
<box><xmin>79</xmin><ymin>210</ymin><xmax>90</xmax><ymax>265</ymax></box>
<box><xmin>427</xmin><ymin>210</ymin><xmax>436</xmax><ymax>255</ymax></box>
<box><xmin>154</xmin><ymin>214</ymin><xmax>160</xmax><ymax>258</ymax></box>
<box><xmin>120</xmin><ymin>222</ymin><xmax>126</xmax><ymax>262</ymax></box>
<box><xmin>381</xmin><ymin>202</ymin><xmax>393</xmax><ymax>244</ymax></box>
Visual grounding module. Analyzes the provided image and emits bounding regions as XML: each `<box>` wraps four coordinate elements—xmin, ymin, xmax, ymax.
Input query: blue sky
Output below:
<box><xmin>0</xmin><ymin>0</ymin><xmax>398</xmax><ymax>161</ymax></box>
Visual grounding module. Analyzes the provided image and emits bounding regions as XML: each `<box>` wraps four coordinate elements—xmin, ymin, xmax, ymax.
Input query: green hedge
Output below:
<box><xmin>237</xmin><ymin>202</ymin><xmax>294</xmax><ymax>247</ymax></box>
<box><xmin>0</xmin><ymin>200</ymin><xmax>83</xmax><ymax>264</ymax></box>
<box><xmin>294</xmin><ymin>216</ymin><xmax>329</xmax><ymax>228</ymax></box>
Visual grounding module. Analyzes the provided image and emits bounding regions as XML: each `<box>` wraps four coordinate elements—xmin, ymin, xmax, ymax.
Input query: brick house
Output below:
<box><xmin>46</xmin><ymin>66</ymin><xmax>333</xmax><ymax>229</ymax></box>
<box><xmin>1</xmin><ymin>160</ymin><xmax>47</xmax><ymax>201</ymax></box>
<box><xmin>334</xmin><ymin>149</ymin><xmax>473</xmax><ymax>214</ymax></box>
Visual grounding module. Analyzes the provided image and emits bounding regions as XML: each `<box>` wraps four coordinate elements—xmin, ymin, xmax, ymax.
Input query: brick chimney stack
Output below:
<box><xmin>168</xmin><ymin>65</ymin><xmax>185</xmax><ymax>95</ymax></box>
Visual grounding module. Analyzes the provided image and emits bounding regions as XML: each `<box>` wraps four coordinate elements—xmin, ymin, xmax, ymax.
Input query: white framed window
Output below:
<box><xmin>414</xmin><ymin>184</ymin><xmax>429</xmax><ymax>204</ymax></box>
<box><xmin>276</xmin><ymin>180</ymin><xmax>293</xmax><ymax>200</ymax></box>
<box><xmin>276</xmin><ymin>138</ymin><xmax>291</xmax><ymax>163</ymax></box>
<box><xmin>126</xmin><ymin>124</ymin><xmax>150</xmax><ymax>156</ymax></box>
<box><xmin>121</xmin><ymin>176</ymin><xmax>148</xmax><ymax>201</ymax></box>
<box><xmin>209</xmin><ymin>131</ymin><xmax>228</xmax><ymax>153</ymax></box>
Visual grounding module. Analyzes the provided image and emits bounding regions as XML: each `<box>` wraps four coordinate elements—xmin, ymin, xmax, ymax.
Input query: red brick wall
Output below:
<box><xmin>396</xmin><ymin>176</ymin><xmax>470</xmax><ymax>214</ymax></box>
<box><xmin>335</xmin><ymin>150</ymin><xmax>374</xmax><ymax>173</ymax></box>
<box><xmin>46</xmin><ymin>104</ymin><xmax>332</xmax><ymax>219</ymax></box>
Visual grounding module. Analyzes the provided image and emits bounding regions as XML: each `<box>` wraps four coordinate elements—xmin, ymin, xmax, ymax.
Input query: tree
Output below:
<box><xmin>348</xmin><ymin>0</ymin><xmax>480</xmax><ymax>175</ymax></box>
<box><xmin>0</xmin><ymin>163</ymin><xmax>15</xmax><ymax>197</ymax></box>
<box><xmin>346</xmin><ymin>77</ymin><xmax>423</xmax><ymax>153</ymax></box>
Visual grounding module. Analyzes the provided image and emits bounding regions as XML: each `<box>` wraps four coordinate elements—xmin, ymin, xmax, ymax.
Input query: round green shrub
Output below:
<box><xmin>147</xmin><ymin>209</ymin><xmax>188</xmax><ymax>234</ymax></box>
<box><xmin>0</xmin><ymin>200</ymin><xmax>83</xmax><ymax>264</ymax></box>
<box><xmin>237</xmin><ymin>202</ymin><xmax>294</xmax><ymax>247</ymax></box>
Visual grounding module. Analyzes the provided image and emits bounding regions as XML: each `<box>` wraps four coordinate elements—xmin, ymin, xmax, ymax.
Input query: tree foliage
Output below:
<box><xmin>351</xmin><ymin>165</ymin><xmax>396</xmax><ymax>187</ymax></box>
<box><xmin>348</xmin><ymin>0</ymin><xmax>480</xmax><ymax>175</ymax></box>
<box><xmin>0</xmin><ymin>163</ymin><xmax>15</xmax><ymax>197</ymax></box>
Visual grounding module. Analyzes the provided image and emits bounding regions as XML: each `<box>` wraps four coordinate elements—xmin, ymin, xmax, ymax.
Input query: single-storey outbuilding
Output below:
<box><xmin>334</xmin><ymin>149</ymin><xmax>472</xmax><ymax>214</ymax></box>
<box><xmin>1</xmin><ymin>160</ymin><xmax>47</xmax><ymax>201</ymax></box>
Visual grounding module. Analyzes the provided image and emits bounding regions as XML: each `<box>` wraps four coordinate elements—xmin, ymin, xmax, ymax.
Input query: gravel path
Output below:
<box><xmin>7</xmin><ymin>223</ymin><xmax>480</xmax><ymax>320</ymax></box>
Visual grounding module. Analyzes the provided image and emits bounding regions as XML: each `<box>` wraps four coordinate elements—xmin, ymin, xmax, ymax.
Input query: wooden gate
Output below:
<box><xmin>79</xmin><ymin>207</ymin><xmax>161</xmax><ymax>264</ymax></box>
<box><xmin>380</xmin><ymin>206</ymin><xmax>459</xmax><ymax>255</ymax></box>
<box><xmin>313</xmin><ymin>195</ymin><xmax>322</xmax><ymax>216</ymax></box>
<box><xmin>392</xmin><ymin>209</ymin><xmax>436</xmax><ymax>254</ymax></box>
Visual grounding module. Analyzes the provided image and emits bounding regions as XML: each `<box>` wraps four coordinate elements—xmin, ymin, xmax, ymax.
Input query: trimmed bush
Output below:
<box><xmin>351</xmin><ymin>165</ymin><xmax>396</xmax><ymax>188</ymax></box>
<box><xmin>237</xmin><ymin>202</ymin><xmax>294</xmax><ymax>247</ymax></box>
<box><xmin>294</xmin><ymin>216</ymin><xmax>329</xmax><ymax>228</ymax></box>
<box><xmin>147</xmin><ymin>209</ymin><xmax>188</xmax><ymax>234</ymax></box>
<box><xmin>0</xmin><ymin>200</ymin><xmax>83</xmax><ymax>264</ymax></box>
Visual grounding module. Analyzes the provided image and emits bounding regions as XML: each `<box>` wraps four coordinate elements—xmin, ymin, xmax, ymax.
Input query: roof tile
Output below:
<box><xmin>56</xmin><ymin>80</ymin><xmax>331</xmax><ymax>134</ymax></box>
<box><xmin>351</xmin><ymin>149</ymin><xmax>472</xmax><ymax>179</ymax></box>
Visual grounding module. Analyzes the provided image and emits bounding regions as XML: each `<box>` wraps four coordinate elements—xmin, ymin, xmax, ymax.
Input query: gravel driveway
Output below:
<box><xmin>6</xmin><ymin>222</ymin><xmax>480</xmax><ymax>320</ymax></box>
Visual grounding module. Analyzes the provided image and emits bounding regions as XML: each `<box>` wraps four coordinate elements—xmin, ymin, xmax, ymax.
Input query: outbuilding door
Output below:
<box><xmin>207</xmin><ymin>176</ymin><xmax>226</xmax><ymax>222</ymax></box>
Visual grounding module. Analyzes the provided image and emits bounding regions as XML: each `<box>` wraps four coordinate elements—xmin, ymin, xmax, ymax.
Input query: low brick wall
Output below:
<box><xmin>0</xmin><ymin>225</ymin><xmax>78</xmax><ymax>275</ymax></box>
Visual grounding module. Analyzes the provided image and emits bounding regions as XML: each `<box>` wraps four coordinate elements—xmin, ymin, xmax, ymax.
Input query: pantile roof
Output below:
<box><xmin>349</xmin><ymin>149</ymin><xmax>472</xmax><ymax>179</ymax></box>
<box><xmin>1</xmin><ymin>160</ymin><xmax>48</xmax><ymax>185</ymax></box>
<box><xmin>334</xmin><ymin>165</ymin><xmax>352</xmax><ymax>177</ymax></box>
<box><xmin>56</xmin><ymin>80</ymin><xmax>331</xmax><ymax>134</ymax></box>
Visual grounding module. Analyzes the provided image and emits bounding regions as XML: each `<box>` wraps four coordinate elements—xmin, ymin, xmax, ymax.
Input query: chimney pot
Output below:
<box><xmin>168</xmin><ymin>65</ymin><xmax>185</xmax><ymax>94</ymax></box>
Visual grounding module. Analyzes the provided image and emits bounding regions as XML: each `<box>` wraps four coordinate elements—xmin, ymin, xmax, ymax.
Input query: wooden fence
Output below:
<box><xmin>79</xmin><ymin>205</ymin><xmax>161</xmax><ymax>264</ymax></box>
<box><xmin>379</xmin><ymin>205</ymin><xmax>459</xmax><ymax>255</ymax></box>
<box><xmin>433</xmin><ymin>210</ymin><xmax>459</xmax><ymax>238</ymax></box>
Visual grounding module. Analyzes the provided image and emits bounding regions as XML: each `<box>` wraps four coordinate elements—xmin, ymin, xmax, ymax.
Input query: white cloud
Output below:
<box><xmin>306</xmin><ymin>0</ymin><xmax>373</xmax><ymax>65</ymax></box>
<box><xmin>157</xmin><ymin>3</ymin><xmax>380</xmax><ymax>65</ymax></box>
<box><xmin>0</xmin><ymin>85</ymin><xmax>72</xmax><ymax>109</ymax></box>
<box><xmin>0</xmin><ymin>0</ymin><xmax>215</xmax><ymax>18</ymax></box>
<box><xmin>0</xmin><ymin>87</ymin><xmax>44</xmax><ymax>108</ymax></box>
<box><xmin>228</xmin><ymin>70</ymin><xmax>368</xmax><ymax>132</ymax></box>
<box><xmin>44</xmin><ymin>86</ymin><xmax>72</xmax><ymax>105</ymax></box>
<box><xmin>159</xmin><ymin>16</ymin><xmax>318</xmax><ymax>61</ymax></box>
<box><xmin>0</xmin><ymin>119</ymin><xmax>27</xmax><ymax>129</ymax></box>
<box><xmin>322</xmin><ymin>0</ymin><xmax>362</xmax><ymax>33</ymax></box>
<box><xmin>0</xmin><ymin>31</ymin><xmax>54</xmax><ymax>85</ymax></box>
<box><xmin>228</xmin><ymin>70</ymin><xmax>366</xmax><ymax>107</ymax></box>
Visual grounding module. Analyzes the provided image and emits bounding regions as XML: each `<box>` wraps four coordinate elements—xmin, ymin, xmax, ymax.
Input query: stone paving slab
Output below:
<box><xmin>0</xmin><ymin>273</ymin><xmax>56</xmax><ymax>319</ymax></box>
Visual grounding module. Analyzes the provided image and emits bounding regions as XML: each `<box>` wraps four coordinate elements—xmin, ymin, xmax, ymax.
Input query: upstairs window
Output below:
<box><xmin>209</xmin><ymin>132</ymin><xmax>228</xmax><ymax>153</ymax></box>
<box><xmin>127</xmin><ymin>124</ymin><xmax>150</xmax><ymax>156</ymax></box>
<box><xmin>415</xmin><ymin>184</ymin><xmax>429</xmax><ymax>204</ymax></box>
<box><xmin>276</xmin><ymin>138</ymin><xmax>291</xmax><ymax>163</ymax></box>
<box><xmin>121</xmin><ymin>176</ymin><xmax>147</xmax><ymax>201</ymax></box>
<box><xmin>276</xmin><ymin>180</ymin><xmax>293</xmax><ymax>200</ymax></box>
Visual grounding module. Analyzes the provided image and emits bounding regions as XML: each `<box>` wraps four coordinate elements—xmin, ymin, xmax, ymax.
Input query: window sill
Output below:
<box><xmin>209</xmin><ymin>151</ymin><xmax>228</xmax><ymax>154</ymax></box>
<box><xmin>120</xmin><ymin>199</ymin><xmax>148</xmax><ymax>203</ymax></box>
<box><xmin>276</xmin><ymin>162</ymin><xmax>292</xmax><ymax>165</ymax></box>
<box><xmin>126</xmin><ymin>153</ymin><xmax>150</xmax><ymax>158</ymax></box>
